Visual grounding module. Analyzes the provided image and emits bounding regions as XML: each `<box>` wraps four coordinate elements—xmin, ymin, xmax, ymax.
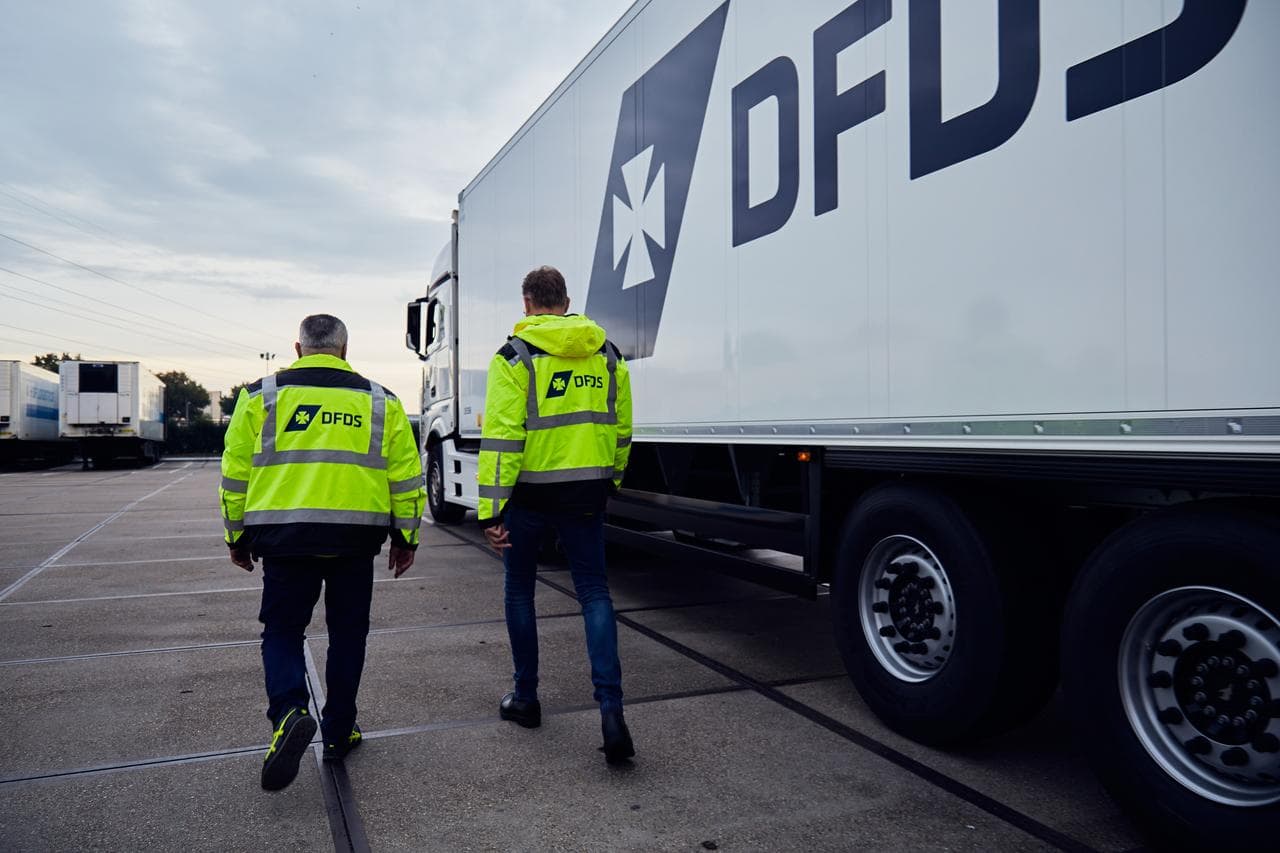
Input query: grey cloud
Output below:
<box><xmin>0</xmin><ymin>0</ymin><xmax>634</xmax><ymax>401</ymax></box>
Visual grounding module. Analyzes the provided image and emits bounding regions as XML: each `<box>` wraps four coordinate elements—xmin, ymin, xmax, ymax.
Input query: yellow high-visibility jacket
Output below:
<box><xmin>219</xmin><ymin>354</ymin><xmax>425</xmax><ymax>555</ymax></box>
<box><xmin>477</xmin><ymin>313</ymin><xmax>632</xmax><ymax>524</ymax></box>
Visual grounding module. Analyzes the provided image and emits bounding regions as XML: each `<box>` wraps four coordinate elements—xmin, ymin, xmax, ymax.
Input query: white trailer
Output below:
<box><xmin>59</xmin><ymin>360</ymin><xmax>165</xmax><ymax>467</ymax></box>
<box><xmin>0</xmin><ymin>361</ymin><xmax>71</xmax><ymax>463</ymax></box>
<box><xmin>407</xmin><ymin>1</ymin><xmax>1279</xmax><ymax>844</ymax></box>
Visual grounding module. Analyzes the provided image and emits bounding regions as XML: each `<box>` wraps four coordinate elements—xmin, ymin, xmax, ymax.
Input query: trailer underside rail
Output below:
<box><xmin>607</xmin><ymin>489</ymin><xmax>808</xmax><ymax>553</ymax></box>
<box><xmin>824</xmin><ymin>447</ymin><xmax>1280</xmax><ymax>495</ymax></box>
<box><xmin>603</xmin><ymin>524</ymin><xmax>818</xmax><ymax>599</ymax></box>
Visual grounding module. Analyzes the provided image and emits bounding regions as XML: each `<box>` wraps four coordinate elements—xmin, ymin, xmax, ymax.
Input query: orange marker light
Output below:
<box><xmin>796</xmin><ymin>450</ymin><xmax>812</xmax><ymax>462</ymax></box>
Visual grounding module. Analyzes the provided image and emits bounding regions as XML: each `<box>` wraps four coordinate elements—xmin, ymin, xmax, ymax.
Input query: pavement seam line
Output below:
<box><xmin>0</xmin><ymin>638</ymin><xmax>263</xmax><ymax>667</ymax></box>
<box><xmin>0</xmin><ymin>746</ymin><xmax>267</xmax><ymax>786</ymax></box>
<box><xmin>0</xmin><ymin>678</ymin><xmax>844</xmax><ymax>787</ymax></box>
<box><xmin>2</xmin><ymin>572</ymin><xmax>438</xmax><ymax>606</ymax></box>
<box><xmin>53</xmin><ymin>554</ymin><xmax>252</xmax><ymax>568</ymax></box>
<box><xmin>611</xmin><ymin>608</ymin><xmax>1102</xmax><ymax>853</ymax></box>
<box><xmin>0</xmin><ymin>468</ymin><xmax>196</xmax><ymax>602</ymax></box>
<box><xmin>451</xmin><ymin>526</ymin><xmax>1101</xmax><ymax>853</ymax></box>
<box><xmin>359</xmin><ymin>685</ymin><xmax>756</xmax><ymax>743</ymax></box>
<box><xmin>305</xmin><ymin>641</ymin><xmax>371</xmax><ymax>853</ymax></box>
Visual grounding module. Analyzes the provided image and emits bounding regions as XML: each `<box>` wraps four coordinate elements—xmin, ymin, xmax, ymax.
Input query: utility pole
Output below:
<box><xmin>260</xmin><ymin>352</ymin><xmax>276</xmax><ymax>373</ymax></box>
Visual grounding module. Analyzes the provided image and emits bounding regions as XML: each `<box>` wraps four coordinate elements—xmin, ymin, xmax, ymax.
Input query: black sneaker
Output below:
<box><xmin>499</xmin><ymin>692</ymin><xmax>542</xmax><ymax>728</ymax></box>
<box><xmin>261</xmin><ymin>707</ymin><xmax>317</xmax><ymax>791</ymax></box>
<box><xmin>323</xmin><ymin>723</ymin><xmax>363</xmax><ymax>761</ymax></box>
<box><xmin>600</xmin><ymin>709</ymin><xmax>635</xmax><ymax>764</ymax></box>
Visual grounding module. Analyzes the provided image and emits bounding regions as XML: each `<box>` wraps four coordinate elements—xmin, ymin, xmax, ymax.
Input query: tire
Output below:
<box><xmin>426</xmin><ymin>443</ymin><xmax>465</xmax><ymax>525</ymax></box>
<box><xmin>1061</xmin><ymin>506</ymin><xmax>1280</xmax><ymax>849</ymax></box>
<box><xmin>831</xmin><ymin>483</ymin><xmax>1058</xmax><ymax>745</ymax></box>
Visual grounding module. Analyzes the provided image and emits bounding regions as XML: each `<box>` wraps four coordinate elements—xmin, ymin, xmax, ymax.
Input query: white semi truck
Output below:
<box><xmin>0</xmin><ymin>361</ymin><xmax>68</xmax><ymax>462</ymax></box>
<box><xmin>59</xmin><ymin>360</ymin><xmax>165</xmax><ymax>467</ymax></box>
<box><xmin>406</xmin><ymin>1</ymin><xmax>1278</xmax><ymax>844</ymax></box>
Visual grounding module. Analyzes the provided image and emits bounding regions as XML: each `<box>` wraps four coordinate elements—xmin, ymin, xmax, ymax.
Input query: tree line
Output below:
<box><xmin>31</xmin><ymin>352</ymin><xmax>251</xmax><ymax>423</ymax></box>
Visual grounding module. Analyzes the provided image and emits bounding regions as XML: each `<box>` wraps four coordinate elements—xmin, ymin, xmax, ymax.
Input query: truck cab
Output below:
<box><xmin>406</xmin><ymin>218</ymin><xmax>473</xmax><ymax>523</ymax></box>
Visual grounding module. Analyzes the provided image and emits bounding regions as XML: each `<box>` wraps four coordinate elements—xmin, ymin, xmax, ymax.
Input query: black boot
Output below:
<box><xmin>261</xmin><ymin>707</ymin><xmax>317</xmax><ymax>791</ymax></box>
<box><xmin>499</xmin><ymin>692</ymin><xmax>542</xmax><ymax>729</ymax></box>
<box><xmin>600</xmin><ymin>709</ymin><xmax>635</xmax><ymax>764</ymax></box>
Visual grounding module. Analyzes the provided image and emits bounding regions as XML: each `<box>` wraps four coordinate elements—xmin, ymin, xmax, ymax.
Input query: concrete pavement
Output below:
<box><xmin>0</xmin><ymin>461</ymin><xmax>1147</xmax><ymax>851</ymax></box>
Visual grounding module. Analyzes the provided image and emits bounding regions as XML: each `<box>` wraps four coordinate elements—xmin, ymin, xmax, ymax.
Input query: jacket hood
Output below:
<box><xmin>512</xmin><ymin>313</ymin><xmax>606</xmax><ymax>358</ymax></box>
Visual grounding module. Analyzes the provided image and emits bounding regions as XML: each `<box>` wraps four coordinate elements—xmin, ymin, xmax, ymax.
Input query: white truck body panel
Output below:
<box><xmin>0</xmin><ymin>362</ymin><xmax>60</xmax><ymax>442</ymax></box>
<box><xmin>451</xmin><ymin>0</ymin><xmax>1278</xmax><ymax>454</ymax></box>
<box><xmin>59</xmin><ymin>361</ymin><xmax>165</xmax><ymax>442</ymax></box>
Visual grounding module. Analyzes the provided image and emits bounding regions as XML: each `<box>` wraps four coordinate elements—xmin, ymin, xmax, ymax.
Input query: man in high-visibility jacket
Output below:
<box><xmin>478</xmin><ymin>265</ymin><xmax>635</xmax><ymax>763</ymax></box>
<box><xmin>220</xmin><ymin>313</ymin><xmax>425</xmax><ymax>791</ymax></box>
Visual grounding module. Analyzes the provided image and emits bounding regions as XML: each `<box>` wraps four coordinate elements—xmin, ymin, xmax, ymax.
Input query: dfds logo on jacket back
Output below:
<box><xmin>546</xmin><ymin>370</ymin><xmax>604</xmax><ymax>399</ymax></box>
<box><xmin>284</xmin><ymin>405</ymin><xmax>363</xmax><ymax>432</ymax></box>
<box><xmin>584</xmin><ymin>2</ymin><xmax>728</xmax><ymax>362</ymax></box>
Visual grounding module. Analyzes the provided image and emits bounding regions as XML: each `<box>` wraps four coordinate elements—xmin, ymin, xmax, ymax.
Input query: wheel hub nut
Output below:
<box><xmin>1125</xmin><ymin>586</ymin><xmax>1280</xmax><ymax>807</ymax></box>
<box><xmin>1222</xmin><ymin>747</ymin><xmax>1249</xmax><ymax>767</ymax></box>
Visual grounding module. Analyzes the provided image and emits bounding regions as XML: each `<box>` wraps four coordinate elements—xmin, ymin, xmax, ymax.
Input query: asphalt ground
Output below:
<box><xmin>0</xmin><ymin>460</ymin><xmax>1151</xmax><ymax>852</ymax></box>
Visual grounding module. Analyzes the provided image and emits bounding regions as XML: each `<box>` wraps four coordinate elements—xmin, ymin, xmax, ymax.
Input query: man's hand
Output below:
<box><xmin>229</xmin><ymin>545</ymin><xmax>255</xmax><ymax>572</ymax></box>
<box><xmin>388</xmin><ymin>545</ymin><xmax>415</xmax><ymax>578</ymax></box>
<box><xmin>484</xmin><ymin>523</ymin><xmax>511</xmax><ymax>552</ymax></box>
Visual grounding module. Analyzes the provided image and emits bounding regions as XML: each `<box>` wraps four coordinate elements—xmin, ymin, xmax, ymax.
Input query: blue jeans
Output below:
<box><xmin>502</xmin><ymin>506</ymin><xmax>623</xmax><ymax>712</ymax></box>
<box><xmin>258</xmin><ymin>555</ymin><xmax>373</xmax><ymax>744</ymax></box>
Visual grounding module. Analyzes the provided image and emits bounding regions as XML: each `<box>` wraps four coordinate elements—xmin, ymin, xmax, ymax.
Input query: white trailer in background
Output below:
<box><xmin>0</xmin><ymin>361</ymin><xmax>70</xmax><ymax>463</ymax></box>
<box><xmin>407</xmin><ymin>1</ymin><xmax>1278</xmax><ymax>845</ymax></box>
<box><xmin>59</xmin><ymin>360</ymin><xmax>165</xmax><ymax>467</ymax></box>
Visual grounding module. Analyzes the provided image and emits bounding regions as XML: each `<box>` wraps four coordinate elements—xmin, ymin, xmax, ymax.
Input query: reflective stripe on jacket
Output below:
<box><xmin>477</xmin><ymin>313</ymin><xmax>632</xmax><ymax>524</ymax></box>
<box><xmin>219</xmin><ymin>354</ymin><xmax>426</xmax><ymax>549</ymax></box>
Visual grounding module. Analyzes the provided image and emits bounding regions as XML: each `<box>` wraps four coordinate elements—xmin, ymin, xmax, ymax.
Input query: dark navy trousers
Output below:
<box><xmin>502</xmin><ymin>506</ymin><xmax>623</xmax><ymax>711</ymax></box>
<box><xmin>259</xmin><ymin>555</ymin><xmax>373</xmax><ymax>744</ymax></box>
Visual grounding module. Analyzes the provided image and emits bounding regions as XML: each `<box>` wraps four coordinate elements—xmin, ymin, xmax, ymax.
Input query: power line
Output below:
<box><xmin>0</xmin><ymin>277</ymin><xmax>223</xmax><ymax>351</ymax></box>
<box><xmin>0</xmin><ymin>230</ymin><xmax>276</xmax><ymax>340</ymax></box>
<box><xmin>0</xmin><ymin>184</ymin><xmax>133</xmax><ymax>251</ymax></box>
<box><xmin>0</xmin><ymin>186</ymin><xmax>287</xmax><ymax>352</ymax></box>
<box><xmin>0</xmin><ymin>331</ymin><xmax>249</xmax><ymax>384</ymax></box>
<box><xmin>0</xmin><ymin>265</ymin><xmax>260</xmax><ymax>354</ymax></box>
<box><xmin>0</xmin><ymin>282</ymin><xmax>231</xmax><ymax>357</ymax></box>
<box><xmin>0</xmin><ymin>183</ymin><xmax>127</xmax><ymax>243</ymax></box>
<box><xmin>0</xmin><ymin>322</ymin><xmax>252</xmax><ymax>385</ymax></box>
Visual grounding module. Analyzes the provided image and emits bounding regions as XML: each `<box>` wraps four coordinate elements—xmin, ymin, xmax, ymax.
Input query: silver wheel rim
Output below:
<box><xmin>428</xmin><ymin>456</ymin><xmax>443</xmax><ymax>509</ymax></box>
<box><xmin>1119</xmin><ymin>586</ymin><xmax>1280</xmax><ymax>806</ymax></box>
<box><xmin>858</xmin><ymin>534</ymin><xmax>958</xmax><ymax>683</ymax></box>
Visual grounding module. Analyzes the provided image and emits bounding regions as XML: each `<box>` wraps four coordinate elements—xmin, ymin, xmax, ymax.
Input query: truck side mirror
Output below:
<box><xmin>406</xmin><ymin>298</ymin><xmax>433</xmax><ymax>359</ymax></box>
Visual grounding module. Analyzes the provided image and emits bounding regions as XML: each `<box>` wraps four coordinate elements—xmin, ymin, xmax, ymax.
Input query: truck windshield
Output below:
<box><xmin>79</xmin><ymin>364</ymin><xmax>118</xmax><ymax>393</ymax></box>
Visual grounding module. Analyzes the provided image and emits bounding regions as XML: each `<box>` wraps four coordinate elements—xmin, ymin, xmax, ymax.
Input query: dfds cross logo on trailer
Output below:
<box><xmin>584</xmin><ymin>2</ymin><xmax>729</xmax><ymax>361</ymax></box>
<box><xmin>583</xmin><ymin>0</ymin><xmax>1247</xmax><ymax>362</ymax></box>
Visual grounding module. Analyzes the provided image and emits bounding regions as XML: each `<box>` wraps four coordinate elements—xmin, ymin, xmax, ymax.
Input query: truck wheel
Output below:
<box><xmin>426</xmin><ymin>444</ymin><xmax>465</xmax><ymax>524</ymax></box>
<box><xmin>1061</xmin><ymin>506</ymin><xmax>1280</xmax><ymax>848</ymax></box>
<box><xmin>831</xmin><ymin>483</ymin><xmax>1056</xmax><ymax>745</ymax></box>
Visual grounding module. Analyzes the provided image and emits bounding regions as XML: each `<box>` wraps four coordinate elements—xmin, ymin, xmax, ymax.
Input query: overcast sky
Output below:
<box><xmin>0</xmin><ymin>0</ymin><xmax>633</xmax><ymax>411</ymax></box>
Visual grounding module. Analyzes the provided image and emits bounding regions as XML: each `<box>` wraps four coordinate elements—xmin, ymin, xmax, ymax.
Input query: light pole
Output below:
<box><xmin>260</xmin><ymin>352</ymin><xmax>276</xmax><ymax>373</ymax></box>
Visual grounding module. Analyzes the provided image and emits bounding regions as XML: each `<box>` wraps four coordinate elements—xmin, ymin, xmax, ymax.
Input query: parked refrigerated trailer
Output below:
<box><xmin>0</xmin><ymin>361</ymin><xmax>71</xmax><ymax>464</ymax></box>
<box><xmin>405</xmin><ymin>1</ymin><xmax>1279</xmax><ymax>845</ymax></box>
<box><xmin>59</xmin><ymin>361</ymin><xmax>165</xmax><ymax>467</ymax></box>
